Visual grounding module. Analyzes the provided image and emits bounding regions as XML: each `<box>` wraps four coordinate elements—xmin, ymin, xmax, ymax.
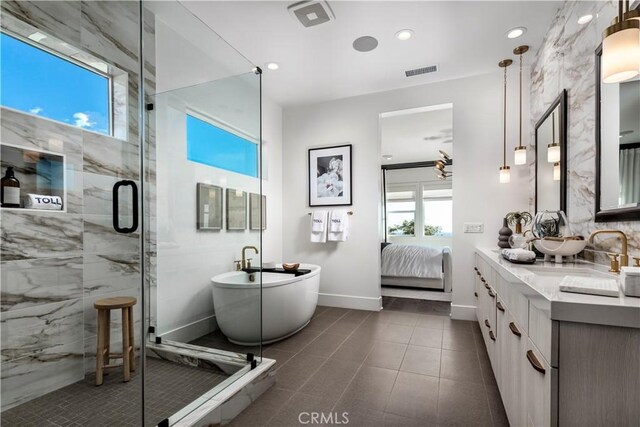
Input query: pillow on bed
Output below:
<box><xmin>381</xmin><ymin>242</ymin><xmax>393</xmax><ymax>252</ymax></box>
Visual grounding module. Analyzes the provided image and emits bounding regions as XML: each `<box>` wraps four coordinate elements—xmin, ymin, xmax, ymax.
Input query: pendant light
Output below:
<box><xmin>513</xmin><ymin>45</ymin><xmax>529</xmax><ymax>165</ymax></box>
<box><xmin>547</xmin><ymin>112</ymin><xmax>561</xmax><ymax>163</ymax></box>
<box><xmin>499</xmin><ymin>59</ymin><xmax>513</xmax><ymax>184</ymax></box>
<box><xmin>602</xmin><ymin>0</ymin><xmax>640</xmax><ymax>83</ymax></box>
<box><xmin>553</xmin><ymin>162</ymin><xmax>561</xmax><ymax>181</ymax></box>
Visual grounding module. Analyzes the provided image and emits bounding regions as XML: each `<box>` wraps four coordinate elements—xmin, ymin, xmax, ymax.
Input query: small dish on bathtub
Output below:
<box><xmin>282</xmin><ymin>263</ymin><xmax>300</xmax><ymax>271</ymax></box>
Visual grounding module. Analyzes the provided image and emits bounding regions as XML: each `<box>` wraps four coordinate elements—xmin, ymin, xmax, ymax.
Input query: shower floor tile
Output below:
<box><xmin>1</xmin><ymin>358</ymin><xmax>227</xmax><ymax>427</ymax></box>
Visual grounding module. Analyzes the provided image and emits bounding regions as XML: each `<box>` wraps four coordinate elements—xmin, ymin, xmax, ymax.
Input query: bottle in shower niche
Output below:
<box><xmin>1</xmin><ymin>167</ymin><xmax>21</xmax><ymax>208</ymax></box>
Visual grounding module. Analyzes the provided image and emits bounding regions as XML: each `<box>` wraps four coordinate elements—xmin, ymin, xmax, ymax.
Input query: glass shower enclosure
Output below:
<box><xmin>1</xmin><ymin>0</ymin><xmax>264</xmax><ymax>425</ymax></box>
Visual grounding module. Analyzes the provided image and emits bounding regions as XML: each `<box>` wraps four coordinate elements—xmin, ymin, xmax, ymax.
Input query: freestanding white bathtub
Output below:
<box><xmin>211</xmin><ymin>264</ymin><xmax>320</xmax><ymax>345</ymax></box>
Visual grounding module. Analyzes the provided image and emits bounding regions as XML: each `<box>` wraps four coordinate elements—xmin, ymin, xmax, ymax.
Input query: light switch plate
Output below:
<box><xmin>464</xmin><ymin>222</ymin><xmax>484</xmax><ymax>233</ymax></box>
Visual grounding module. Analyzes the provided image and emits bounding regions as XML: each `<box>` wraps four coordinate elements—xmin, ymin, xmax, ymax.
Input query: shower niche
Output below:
<box><xmin>0</xmin><ymin>144</ymin><xmax>66</xmax><ymax>211</ymax></box>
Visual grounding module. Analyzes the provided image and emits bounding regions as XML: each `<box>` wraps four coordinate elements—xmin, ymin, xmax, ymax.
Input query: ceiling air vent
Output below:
<box><xmin>288</xmin><ymin>1</ymin><xmax>335</xmax><ymax>28</ymax></box>
<box><xmin>405</xmin><ymin>65</ymin><xmax>438</xmax><ymax>77</ymax></box>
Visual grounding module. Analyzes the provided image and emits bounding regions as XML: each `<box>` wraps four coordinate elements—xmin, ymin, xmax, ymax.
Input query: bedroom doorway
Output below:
<box><xmin>379</xmin><ymin>104</ymin><xmax>453</xmax><ymax>304</ymax></box>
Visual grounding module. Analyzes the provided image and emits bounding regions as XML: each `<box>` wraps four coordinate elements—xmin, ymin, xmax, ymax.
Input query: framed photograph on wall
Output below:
<box><xmin>308</xmin><ymin>144</ymin><xmax>352</xmax><ymax>206</ymax></box>
<box><xmin>226</xmin><ymin>188</ymin><xmax>247</xmax><ymax>230</ymax></box>
<box><xmin>249</xmin><ymin>193</ymin><xmax>266</xmax><ymax>230</ymax></box>
<box><xmin>196</xmin><ymin>183</ymin><xmax>223</xmax><ymax>230</ymax></box>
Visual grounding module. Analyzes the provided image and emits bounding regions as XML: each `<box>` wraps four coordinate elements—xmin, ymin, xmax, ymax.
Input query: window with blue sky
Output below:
<box><xmin>0</xmin><ymin>32</ymin><xmax>110</xmax><ymax>135</ymax></box>
<box><xmin>186</xmin><ymin>114</ymin><xmax>258</xmax><ymax>177</ymax></box>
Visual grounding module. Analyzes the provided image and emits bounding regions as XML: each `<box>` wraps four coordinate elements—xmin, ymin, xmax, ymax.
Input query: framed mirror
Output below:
<box><xmin>595</xmin><ymin>44</ymin><xmax>640</xmax><ymax>222</ymax></box>
<box><xmin>535</xmin><ymin>90</ymin><xmax>567</xmax><ymax>213</ymax></box>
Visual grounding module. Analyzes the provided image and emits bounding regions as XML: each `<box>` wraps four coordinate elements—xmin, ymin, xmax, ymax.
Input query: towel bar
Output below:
<box><xmin>308</xmin><ymin>211</ymin><xmax>353</xmax><ymax>215</ymax></box>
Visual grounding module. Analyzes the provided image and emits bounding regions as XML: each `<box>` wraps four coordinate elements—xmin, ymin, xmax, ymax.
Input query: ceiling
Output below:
<box><xmin>182</xmin><ymin>0</ymin><xmax>563</xmax><ymax>107</ymax></box>
<box><xmin>381</xmin><ymin>104</ymin><xmax>453</xmax><ymax>164</ymax></box>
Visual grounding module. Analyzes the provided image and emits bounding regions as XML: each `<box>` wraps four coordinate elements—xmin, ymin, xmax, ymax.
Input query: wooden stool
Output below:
<box><xmin>94</xmin><ymin>296</ymin><xmax>137</xmax><ymax>386</ymax></box>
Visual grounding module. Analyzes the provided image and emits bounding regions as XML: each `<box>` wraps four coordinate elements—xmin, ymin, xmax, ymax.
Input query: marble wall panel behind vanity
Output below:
<box><xmin>529</xmin><ymin>0</ymin><xmax>640</xmax><ymax>261</ymax></box>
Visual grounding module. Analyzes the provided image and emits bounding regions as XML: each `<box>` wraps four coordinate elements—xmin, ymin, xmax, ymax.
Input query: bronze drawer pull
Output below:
<box><xmin>481</xmin><ymin>277</ymin><xmax>486</xmax><ymax>283</ymax></box>
<box><xmin>474</xmin><ymin>292</ymin><xmax>478</xmax><ymax>298</ymax></box>
<box><xmin>526</xmin><ymin>350</ymin><xmax>546</xmax><ymax>374</ymax></box>
<box><xmin>509</xmin><ymin>322</ymin><xmax>521</xmax><ymax>337</ymax></box>
<box><xmin>489</xmin><ymin>330</ymin><xmax>496</xmax><ymax>341</ymax></box>
<box><xmin>484</xmin><ymin>283</ymin><xmax>490</xmax><ymax>290</ymax></box>
<box><xmin>474</xmin><ymin>267</ymin><xmax>478</xmax><ymax>272</ymax></box>
<box><xmin>484</xmin><ymin>319</ymin><xmax>490</xmax><ymax>328</ymax></box>
<box><xmin>496</xmin><ymin>301</ymin><xmax>505</xmax><ymax>312</ymax></box>
<box><xmin>488</xmin><ymin>290</ymin><xmax>495</xmax><ymax>298</ymax></box>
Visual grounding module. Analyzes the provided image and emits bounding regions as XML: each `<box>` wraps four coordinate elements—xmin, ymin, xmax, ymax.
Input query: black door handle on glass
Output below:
<box><xmin>113</xmin><ymin>180</ymin><xmax>138</xmax><ymax>234</ymax></box>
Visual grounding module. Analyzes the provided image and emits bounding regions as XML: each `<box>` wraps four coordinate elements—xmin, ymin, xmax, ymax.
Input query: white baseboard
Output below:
<box><xmin>318</xmin><ymin>292</ymin><xmax>382</xmax><ymax>311</ymax></box>
<box><xmin>450</xmin><ymin>304</ymin><xmax>476</xmax><ymax>321</ymax></box>
<box><xmin>160</xmin><ymin>315</ymin><xmax>218</xmax><ymax>343</ymax></box>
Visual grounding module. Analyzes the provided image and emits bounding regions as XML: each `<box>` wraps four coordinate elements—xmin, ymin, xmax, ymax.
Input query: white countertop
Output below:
<box><xmin>476</xmin><ymin>247</ymin><xmax>640</xmax><ymax>329</ymax></box>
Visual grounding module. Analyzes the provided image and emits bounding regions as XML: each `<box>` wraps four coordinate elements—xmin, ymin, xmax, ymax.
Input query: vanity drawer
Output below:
<box><xmin>497</xmin><ymin>275</ymin><xmax>529</xmax><ymax>334</ymax></box>
<box><xmin>523</xmin><ymin>338</ymin><xmax>558</xmax><ymax>427</ymax></box>
<box><xmin>528</xmin><ymin>302</ymin><xmax>557</xmax><ymax>366</ymax></box>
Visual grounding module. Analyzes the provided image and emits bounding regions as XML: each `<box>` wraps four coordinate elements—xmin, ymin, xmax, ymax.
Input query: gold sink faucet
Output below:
<box><xmin>241</xmin><ymin>246</ymin><xmax>259</xmax><ymax>270</ymax></box>
<box><xmin>588</xmin><ymin>229</ymin><xmax>629</xmax><ymax>270</ymax></box>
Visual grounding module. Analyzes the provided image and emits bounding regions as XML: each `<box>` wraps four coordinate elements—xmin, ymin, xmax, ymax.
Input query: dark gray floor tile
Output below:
<box><xmin>332</xmin><ymin>401</ymin><xmax>386</xmax><ymax>426</ymax></box>
<box><xmin>276</xmin><ymin>353</ymin><xmax>326</xmax><ymax>391</ymax></box>
<box><xmin>324</xmin><ymin>317</ymin><xmax>365</xmax><ymax>336</ymax></box>
<box><xmin>267</xmin><ymin>392</ymin><xmax>335</xmax><ymax>427</ymax></box>
<box><xmin>228</xmin><ymin>387</ymin><xmax>294</xmax><ymax>427</ymax></box>
<box><xmin>313</xmin><ymin>306</ymin><xmax>331</xmax><ymax>318</ymax></box>
<box><xmin>337</xmin><ymin>365</ymin><xmax>398</xmax><ymax>411</ymax></box>
<box><xmin>416</xmin><ymin>314</ymin><xmax>446</xmax><ymax>329</ymax></box>
<box><xmin>442</xmin><ymin>328</ymin><xmax>477</xmax><ymax>353</ymax></box>
<box><xmin>298</xmin><ymin>358</ymin><xmax>360</xmax><ymax>404</ymax></box>
<box><xmin>270</xmin><ymin>328</ymin><xmax>322</xmax><ymax>352</ymax></box>
<box><xmin>437</xmin><ymin>378</ymin><xmax>492</xmax><ymax>426</ymax></box>
<box><xmin>486</xmin><ymin>384</ymin><xmax>509</xmax><ymax>427</ymax></box>
<box><xmin>386</xmin><ymin>298</ymin><xmax>420</xmax><ymax>313</ymax></box>
<box><xmin>410</xmin><ymin>326</ymin><xmax>443</xmax><ymax>348</ymax></box>
<box><xmin>415</xmin><ymin>300</ymin><xmax>451</xmax><ymax>315</ymax></box>
<box><xmin>384</xmin><ymin>412</ymin><xmax>437</xmax><ymax>426</ymax></box>
<box><xmin>443</xmin><ymin>318</ymin><xmax>475</xmax><ymax>333</ymax></box>
<box><xmin>386</xmin><ymin>371</ymin><xmax>439</xmax><ymax>419</ymax></box>
<box><xmin>400</xmin><ymin>345</ymin><xmax>441</xmax><ymax>377</ymax></box>
<box><xmin>364</xmin><ymin>341</ymin><xmax>408</xmax><ymax>370</ymax></box>
<box><xmin>440</xmin><ymin>349</ymin><xmax>484</xmax><ymax>385</ymax></box>
<box><xmin>376</xmin><ymin>323</ymin><xmax>414</xmax><ymax>344</ymax></box>
<box><xmin>263</xmin><ymin>348</ymin><xmax>297</xmax><ymax>368</ymax></box>
<box><xmin>299</xmin><ymin>332</ymin><xmax>347</xmax><ymax>357</ymax></box>
<box><xmin>378</xmin><ymin>310</ymin><xmax>419</xmax><ymax>326</ymax></box>
<box><xmin>305</xmin><ymin>313</ymin><xmax>341</xmax><ymax>332</ymax></box>
<box><xmin>331</xmin><ymin>334</ymin><xmax>376</xmax><ymax>363</ymax></box>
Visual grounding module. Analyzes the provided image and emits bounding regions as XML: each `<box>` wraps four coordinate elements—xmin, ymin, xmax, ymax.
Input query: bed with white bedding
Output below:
<box><xmin>381</xmin><ymin>243</ymin><xmax>452</xmax><ymax>292</ymax></box>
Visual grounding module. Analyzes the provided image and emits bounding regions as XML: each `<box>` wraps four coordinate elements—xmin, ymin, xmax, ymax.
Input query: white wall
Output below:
<box><xmin>283</xmin><ymin>71</ymin><xmax>530</xmax><ymax>318</ymax></box>
<box><xmin>155</xmin><ymin>91</ymin><xmax>283</xmax><ymax>341</ymax></box>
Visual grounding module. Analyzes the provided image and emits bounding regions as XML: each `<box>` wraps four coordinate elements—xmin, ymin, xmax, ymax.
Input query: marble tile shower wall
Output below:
<box><xmin>0</xmin><ymin>1</ymin><xmax>156</xmax><ymax>410</ymax></box>
<box><xmin>529</xmin><ymin>0</ymin><xmax>639</xmax><ymax>263</ymax></box>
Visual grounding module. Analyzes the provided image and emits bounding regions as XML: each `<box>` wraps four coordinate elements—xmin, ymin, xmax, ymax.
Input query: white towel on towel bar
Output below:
<box><xmin>328</xmin><ymin>210</ymin><xmax>349</xmax><ymax>242</ymax></box>
<box><xmin>310</xmin><ymin>210</ymin><xmax>328</xmax><ymax>243</ymax></box>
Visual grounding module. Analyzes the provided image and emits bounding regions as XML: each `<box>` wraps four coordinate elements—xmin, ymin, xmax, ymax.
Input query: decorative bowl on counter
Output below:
<box><xmin>282</xmin><ymin>263</ymin><xmax>300</xmax><ymax>271</ymax></box>
<box><xmin>533</xmin><ymin>238</ymin><xmax>587</xmax><ymax>264</ymax></box>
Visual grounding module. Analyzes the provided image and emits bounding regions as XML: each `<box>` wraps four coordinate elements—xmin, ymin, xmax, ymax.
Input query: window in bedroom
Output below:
<box><xmin>386</xmin><ymin>187</ymin><xmax>417</xmax><ymax>236</ymax></box>
<box><xmin>422</xmin><ymin>188</ymin><xmax>453</xmax><ymax>237</ymax></box>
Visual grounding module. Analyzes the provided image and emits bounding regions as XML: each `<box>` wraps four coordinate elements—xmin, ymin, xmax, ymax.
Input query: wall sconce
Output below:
<box><xmin>602</xmin><ymin>0</ymin><xmax>640</xmax><ymax>83</ymax></box>
<box><xmin>513</xmin><ymin>45</ymin><xmax>529</xmax><ymax>165</ymax></box>
<box><xmin>553</xmin><ymin>162</ymin><xmax>561</xmax><ymax>181</ymax></box>
<box><xmin>499</xmin><ymin>59</ymin><xmax>513</xmax><ymax>183</ymax></box>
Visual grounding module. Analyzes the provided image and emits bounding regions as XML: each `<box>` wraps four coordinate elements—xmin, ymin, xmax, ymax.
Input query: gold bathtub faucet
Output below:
<box><xmin>241</xmin><ymin>246</ymin><xmax>259</xmax><ymax>270</ymax></box>
<box><xmin>588</xmin><ymin>230</ymin><xmax>629</xmax><ymax>272</ymax></box>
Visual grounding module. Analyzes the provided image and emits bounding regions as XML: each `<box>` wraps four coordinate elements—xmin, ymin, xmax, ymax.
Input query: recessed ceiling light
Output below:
<box><xmin>395</xmin><ymin>29</ymin><xmax>414</xmax><ymax>41</ymax></box>
<box><xmin>506</xmin><ymin>27</ymin><xmax>527</xmax><ymax>39</ymax></box>
<box><xmin>353</xmin><ymin>36</ymin><xmax>378</xmax><ymax>52</ymax></box>
<box><xmin>266</xmin><ymin>62</ymin><xmax>279</xmax><ymax>70</ymax></box>
<box><xmin>577</xmin><ymin>14</ymin><xmax>593</xmax><ymax>25</ymax></box>
<box><xmin>382</xmin><ymin>155</ymin><xmax>393</xmax><ymax>160</ymax></box>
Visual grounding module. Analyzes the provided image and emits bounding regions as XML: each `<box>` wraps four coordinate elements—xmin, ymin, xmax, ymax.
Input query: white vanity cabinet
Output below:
<box><xmin>474</xmin><ymin>249</ymin><xmax>639</xmax><ymax>427</ymax></box>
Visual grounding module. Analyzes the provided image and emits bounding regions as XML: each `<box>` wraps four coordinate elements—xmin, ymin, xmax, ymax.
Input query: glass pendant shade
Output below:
<box><xmin>602</xmin><ymin>20</ymin><xmax>640</xmax><ymax>83</ymax></box>
<box><xmin>499</xmin><ymin>166</ymin><xmax>511</xmax><ymax>184</ymax></box>
<box><xmin>514</xmin><ymin>146</ymin><xmax>527</xmax><ymax>165</ymax></box>
<box><xmin>548</xmin><ymin>143</ymin><xmax>560</xmax><ymax>163</ymax></box>
<box><xmin>553</xmin><ymin>162</ymin><xmax>561</xmax><ymax>181</ymax></box>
